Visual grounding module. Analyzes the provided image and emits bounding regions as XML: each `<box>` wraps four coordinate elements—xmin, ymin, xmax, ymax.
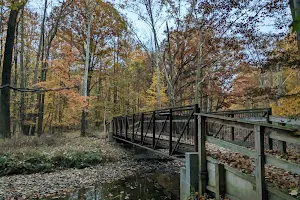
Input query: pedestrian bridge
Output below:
<box><xmin>111</xmin><ymin>105</ymin><xmax>300</xmax><ymax>200</ymax></box>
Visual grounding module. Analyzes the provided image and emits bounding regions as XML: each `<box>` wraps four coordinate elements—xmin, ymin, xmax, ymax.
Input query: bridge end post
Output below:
<box><xmin>255</xmin><ymin>125</ymin><xmax>267</xmax><ymax>200</ymax></box>
<box><xmin>108</xmin><ymin>120</ymin><xmax>114</xmax><ymax>142</ymax></box>
<box><xmin>267</xmin><ymin>108</ymin><xmax>273</xmax><ymax>150</ymax></box>
<box><xmin>198</xmin><ymin>115</ymin><xmax>208</xmax><ymax>196</ymax></box>
<box><xmin>152</xmin><ymin>111</ymin><xmax>156</xmax><ymax>149</ymax></box>
<box><xmin>180</xmin><ymin>152</ymin><xmax>199</xmax><ymax>200</ymax></box>
<box><xmin>230</xmin><ymin>114</ymin><xmax>235</xmax><ymax>141</ymax></box>
<box><xmin>125</xmin><ymin>116</ymin><xmax>128</xmax><ymax>140</ymax></box>
<box><xmin>132</xmin><ymin>114</ymin><xmax>135</xmax><ymax>142</ymax></box>
<box><xmin>141</xmin><ymin>113</ymin><xmax>144</xmax><ymax>144</ymax></box>
<box><xmin>169</xmin><ymin>109</ymin><xmax>173</xmax><ymax>156</ymax></box>
<box><xmin>194</xmin><ymin>104</ymin><xmax>200</xmax><ymax>152</ymax></box>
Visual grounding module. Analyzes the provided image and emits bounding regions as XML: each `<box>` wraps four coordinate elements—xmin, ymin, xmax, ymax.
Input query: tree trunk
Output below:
<box><xmin>195</xmin><ymin>26</ymin><xmax>203</xmax><ymax>110</ymax></box>
<box><xmin>0</xmin><ymin>8</ymin><xmax>20</xmax><ymax>138</ymax></box>
<box><xmin>81</xmin><ymin>14</ymin><xmax>92</xmax><ymax>137</ymax></box>
<box><xmin>33</xmin><ymin>0</ymin><xmax>47</xmax><ymax>86</ymax></box>
<box><xmin>113</xmin><ymin>38</ymin><xmax>118</xmax><ymax>114</ymax></box>
<box><xmin>207</xmin><ymin>78</ymin><xmax>212</xmax><ymax>112</ymax></box>
<box><xmin>146</xmin><ymin>1</ymin><xmax>161</xmax><ymax>108</ymax></box>
<box><xmin>166</xmin><ymin>22</ymin><xmax>176</xmax><ymax>106</ymax></box>
<box><xmin>0</xmin><ymin>0</ymin><xmax>4</xmax><ymax>71</ymax></box>
<box><xmin>36</xmin><ymin>1</ymin><xmax>66</xmax><ymax>136</ymax></box>
<box><xmin>103</xmin><ymin>93</ymin><xmax>108</xmax><ymax>134</ymax></box>
<box><xmin>34</xmin><ymin>0</ymin><xmax>48</xmax><ymax>137</ymax></box>
<box><xmin>20</xmin><ymin>9</ymin><xmax>26</xmax><ymax>135</ymax></box>
<box><xmin>12</xmin><ymin>20</ymin><xmax>19</xmax><ymax>136</ymax></box>
<box><xmin>277</xmin><ymin>65</ymin><xmax>284</xmax><ymax>106</ymax></box>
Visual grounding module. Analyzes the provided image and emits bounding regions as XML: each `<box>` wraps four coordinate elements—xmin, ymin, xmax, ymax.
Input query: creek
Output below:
<box><xmin>49</xmin><ymin>172</ymin><xmax>180</xmax><ymax>200</ymax></box>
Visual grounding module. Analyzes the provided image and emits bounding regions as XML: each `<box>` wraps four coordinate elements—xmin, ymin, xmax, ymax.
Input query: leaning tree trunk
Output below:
<box><xmin>0</xmin><ymin>8</ymin><xmax>20</xmax><ymax>138</ymax></box>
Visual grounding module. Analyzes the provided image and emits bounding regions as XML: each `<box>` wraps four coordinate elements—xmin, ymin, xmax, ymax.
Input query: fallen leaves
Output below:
<box><xmin>206</xmin><ymin>142</ymin><xmax>299</xmax><ymax>192</ymax></box>
<box><xmin>289</xmin><ymin>188</ymin><xmax>299</xmax><ymax>196</ymax></box>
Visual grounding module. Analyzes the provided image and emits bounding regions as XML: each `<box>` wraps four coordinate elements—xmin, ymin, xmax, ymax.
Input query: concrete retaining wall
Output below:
<box><xmin>180</xmin><ymin>153</ymin><xmax>296</xmax><ymax>200</ymax></box>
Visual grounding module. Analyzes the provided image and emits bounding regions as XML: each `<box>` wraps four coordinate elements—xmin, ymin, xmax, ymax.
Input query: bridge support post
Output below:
<box><xmin>255</xmin><ymin>125</ymin><xmax>267</xmax><ymax>200</ymax></box>
<box><xmin>141</xmin><ymin>113</ymin><xmax>144</xmax><ymax>144</ymax></box>
<box><xmin>153</xmin><ymin>111</ymin><xmax>156</xmax><ymax>149</ymax></box>
<box><xmin>132</xmin><ymin>114</ymin><xmax>135</xmax><ymax>142</ymax></box>
<box><xmin>108</xmin><ymin>121</ymin><xmax>114</xmax><ymax>142</ymax></box>
<box><xmin>215</xmin><ymin>163</ymin><xmax>225</xmax><ymax>200</ymax></box>
<box><xmin>278</xmin><ymin>122</ymin><xmax>287</xmax><ymax>153</ymax></box>
<box><xmin>230</xmin><ymin>114</ymin><xmax>235</xmax><ymax>141</ymax></box>
<box><xmin>125</xmin><ymin>116</ymin><xmax>128</xmax><ymax>140</ymax></box>
<box><xmin>169</xmin><ymin>109</ymin><xmax>173</xmax><ymax>156</ymax></box>
<box><xmin>114</xmin><ymin>118</ymin><xmax>118</xmax><ymax>135</ymax></box>
<box><xmin>194</xmin><ymin>104</ymin><xmax>200</xmax><ymax>152</ymax></box>
<box><xmin>198</xmin><ymin>115</ymin><xmax>207</xmax><ymax>196</ymax></box>
<box><xmin>180</xmin><ymin>152</ymin><xmax>199</xmax><ymax>200</ymax></box>
<box><xmin>267</xmin><ymin>108</ymin><xmax>273</xmax><ymax>150</ymax></box>
<box><xmin>118</xmin><ymin>117</ymin><xmax>122</xmax><ymax>137</ymax></box>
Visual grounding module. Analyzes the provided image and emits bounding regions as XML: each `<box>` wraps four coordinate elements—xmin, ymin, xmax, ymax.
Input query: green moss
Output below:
<box><xmin>0</xmin><ymin>150</ymin><xmax>103</xmax><ymax>176</ymax></box>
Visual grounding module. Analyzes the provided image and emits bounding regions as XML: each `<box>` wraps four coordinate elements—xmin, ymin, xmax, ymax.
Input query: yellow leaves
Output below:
<box><xmin>282</xmin><ymin>68</ymin><xmax>298</xmax><ymax>92</ymax></box>
<box><xmin>8</xmin><ymin>0</ymin><xmax>27</xmax><ymax>10</ymax></box>
<box><xmin>145</xmin><ymin>71</ymin><xmax>168</xmax><ymax>110</ymax></box>
<box><xmin>272</xmin><ymin>85</ymin><xmax>300</xmax><ymax>118</ymax></box>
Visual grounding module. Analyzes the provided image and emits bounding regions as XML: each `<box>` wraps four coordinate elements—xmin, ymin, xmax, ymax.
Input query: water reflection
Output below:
<box><xmin>50</xmin><ymin>172</ymin><xmax>179</xmax><ymax>200</ymax></box>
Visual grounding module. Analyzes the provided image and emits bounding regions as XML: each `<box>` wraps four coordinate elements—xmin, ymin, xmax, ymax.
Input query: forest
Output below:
<box><xmin>0</xmin><ymin>0</ymin><xmax>298</xmax><ymax>138</ymax></box>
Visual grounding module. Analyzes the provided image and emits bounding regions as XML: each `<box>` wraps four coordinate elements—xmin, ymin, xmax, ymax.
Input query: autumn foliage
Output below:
<box><xmin>0</xmin><ymin>0</ymin><xmax>298</xmax><ymax>136</ymax></box>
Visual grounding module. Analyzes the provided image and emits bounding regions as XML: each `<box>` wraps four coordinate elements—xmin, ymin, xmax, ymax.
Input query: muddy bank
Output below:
<box><xmin>0</xmin><ymin>151</ymin><xmax>183</xmax><ymax>199</ymax></box>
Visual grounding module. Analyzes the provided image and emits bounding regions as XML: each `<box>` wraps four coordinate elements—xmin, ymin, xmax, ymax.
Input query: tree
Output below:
<box><xmin>59</xmin><ymin>0</ymin><xmax>127</xmax><ymax>135</ymax></box>
<box><xmin>81</xmin><ymin>0</ymin><xmax>93</xmax><ymax>137</ymax></box>
<box><xmin>36</xmin><ymin>0</ymin><xmax>72</xmax><ymax>136</ymax></box>
<box><xmin>145</xmin><ymin>71</ymin><xmax>168</xmax><ymax>110</ymax></box>
<box><xmin>0</xmin><ymin>0</ymin><xmax>27</xmax><ymax>138</ymax></box>
<box><xmin>290</xmin><ymin>0</ymin><xmax>300</xmax><ymax>51</ymax></box>
<box><xmin>124</xmin><ymin>0</ymin><xmax>165</xmax><ymax>107</ymax></box>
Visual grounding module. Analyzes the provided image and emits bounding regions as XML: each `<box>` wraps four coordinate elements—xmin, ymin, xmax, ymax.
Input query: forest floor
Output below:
<box><xmin>0</xmin><ymin>131</ymin><xmax>183</xmax><ymax>199</ymax></box>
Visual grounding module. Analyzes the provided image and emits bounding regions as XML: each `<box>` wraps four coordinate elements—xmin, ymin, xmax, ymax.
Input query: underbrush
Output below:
<box><xmin>0</xmin><ymin>131</ymin><xmax>122</xmax><ymax>176</ymax></box>
<box><xmin>0</xmin><ymin>150</ymin><xmax>102</xmax><ymax>176</ymax></box>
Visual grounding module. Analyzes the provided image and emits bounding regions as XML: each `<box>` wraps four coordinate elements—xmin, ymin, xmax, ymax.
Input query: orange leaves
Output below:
<box><xmin>39</xmin><ymin>44</ymin><xmax>83</xmax><ymax>127</ymax></box>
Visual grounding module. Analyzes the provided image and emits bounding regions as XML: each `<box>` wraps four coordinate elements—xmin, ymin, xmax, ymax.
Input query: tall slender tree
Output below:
<box><xmin>0</xmin><ymin>0</ymin><xmax>27</xmax><ymax>138</ymax></box>
<box><xmin>81</xmin><ymin>0</ymin><xmax>93</xmax><ymax>137</ymax></box>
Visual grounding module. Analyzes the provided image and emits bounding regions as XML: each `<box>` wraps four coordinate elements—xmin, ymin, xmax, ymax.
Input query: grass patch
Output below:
<box><xmin>0</xmin><ymin>131</ymin><xmax>124</xmax><ymax>176</ymax></box>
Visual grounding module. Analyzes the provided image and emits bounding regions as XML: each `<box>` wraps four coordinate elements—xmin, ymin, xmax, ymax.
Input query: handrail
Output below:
<box><xmin>114</xmin><ymin>105</ymin><xmax>195</xmax><ymax>118</ymax></box>
<box><xmin>114</xmin><ymin>106</ymin><xmax>271</xmax><ymax>118</ymax></box>
<box><xmin>270</xmin><ymin>115</ymin><xmax>300</xmax><ymax>126</ymax></box>
<box><xmin>196</xmin><ymin>113</ymin><xmax>298</xmax><ymax>133</ymax></box>
<box><xmin>209</xmin><ymin>108</ymin><xmax>271</xmax><ymax>114</ymax></box>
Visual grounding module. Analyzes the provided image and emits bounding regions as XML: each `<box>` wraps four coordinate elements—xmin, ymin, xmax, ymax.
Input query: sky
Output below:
<box><xmin>27</xmin><ymin>0</ymin><xmax>292</xmax><ymax>46</ymax></box>
<box><xmin>27</xmin><ymin>0</ymin><xmax>169</xmax><ymax>47</ymax></box>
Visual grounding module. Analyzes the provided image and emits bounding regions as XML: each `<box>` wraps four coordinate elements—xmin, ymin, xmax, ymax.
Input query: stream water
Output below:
<box><xmin>50</xmin><ymin>172</ymin><xmax>180</xmax><ymax>200</ymax></box>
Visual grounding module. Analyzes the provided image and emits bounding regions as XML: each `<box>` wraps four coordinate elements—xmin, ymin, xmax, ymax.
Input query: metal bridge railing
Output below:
<box><xmin>112</xmin><ymin>105</ymin><xmax>273</xmax><ymax>156</ymax></box>
<box><xmin>113</xmin><ymin>104</ymin><xmax>199</xmax><ymax>156</ymax></box>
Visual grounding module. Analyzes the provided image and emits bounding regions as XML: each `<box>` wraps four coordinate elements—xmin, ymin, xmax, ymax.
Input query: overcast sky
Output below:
<box><xmin>27</xmin><ymin>0</ymin><xmax>291</xmax><ymax>46</ymax></box>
